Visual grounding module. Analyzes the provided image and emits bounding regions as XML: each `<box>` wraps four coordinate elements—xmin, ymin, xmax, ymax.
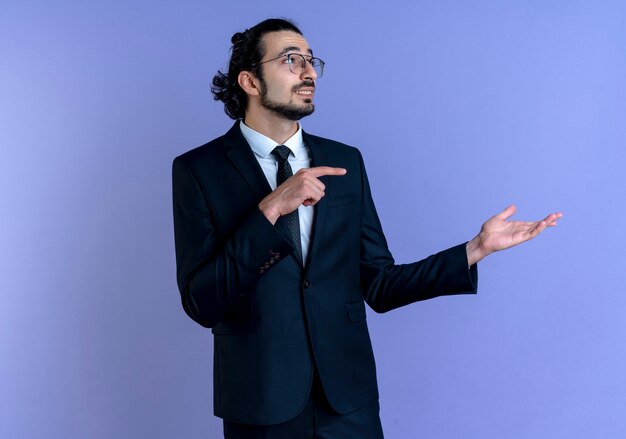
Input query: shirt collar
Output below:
<box><xmin>240</xmin><ymin>121</ymin><xmax>305</xmax><ymax>159</ymax></box>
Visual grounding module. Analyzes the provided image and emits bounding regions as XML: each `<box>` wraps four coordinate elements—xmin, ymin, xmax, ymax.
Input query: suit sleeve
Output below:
<box><xmin>356</xmin><ymin>151</ymin><xmax>478</xmax><ymax>313</ymax></box>
<box><xmin>172</xmin><ymin>155</ymin><xmax>294</xmax><ymax>328</ymax></box>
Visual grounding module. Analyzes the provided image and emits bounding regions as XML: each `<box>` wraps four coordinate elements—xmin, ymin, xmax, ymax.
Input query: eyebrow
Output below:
<box><xmin>276</xmin><ymin>46</ymin><xmax>314</xmax><ymax>57</ymax></box>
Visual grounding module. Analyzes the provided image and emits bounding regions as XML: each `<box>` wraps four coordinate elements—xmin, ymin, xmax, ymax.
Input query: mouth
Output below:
<box><xmin>294</xmin><ymin>81</ymin><xmax>315</xmax><ymax>98</ymax></box>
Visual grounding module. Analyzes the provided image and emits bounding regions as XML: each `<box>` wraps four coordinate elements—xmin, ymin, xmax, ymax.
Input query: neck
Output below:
<box><xmin>243</xmin><ymin>111</ymin><xmax>299</xmax><ymax>145</ymax></box>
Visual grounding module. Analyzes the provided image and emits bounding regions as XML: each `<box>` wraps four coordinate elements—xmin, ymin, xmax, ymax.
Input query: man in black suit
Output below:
<box><xmin>172</xmin><ymin>18</ymin><xmax>562</xmax><ymax>439</ymax></box>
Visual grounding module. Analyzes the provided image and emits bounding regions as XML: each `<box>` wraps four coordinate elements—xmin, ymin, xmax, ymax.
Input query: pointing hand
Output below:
<box><xmin>259</xmin><ymin>166</ymin><xmax>347</xmax><ymax>224</ymax></box>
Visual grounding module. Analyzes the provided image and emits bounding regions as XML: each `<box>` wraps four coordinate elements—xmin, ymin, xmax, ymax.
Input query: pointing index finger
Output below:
<box><xmin>307</xmin><ymin>166</ymin><xmax>347</xmax><ymax>177</ymax></box>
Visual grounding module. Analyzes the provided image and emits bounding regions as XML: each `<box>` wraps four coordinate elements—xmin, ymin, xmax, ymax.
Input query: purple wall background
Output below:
<box><xmin>2</xmin><ymin>1</ymin><xmax>625</xmax><ymax>437</ymax></box>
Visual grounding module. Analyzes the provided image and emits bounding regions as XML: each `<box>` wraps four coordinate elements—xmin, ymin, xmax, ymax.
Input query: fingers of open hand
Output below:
<box><xmin>543</xmin><ymin>212</ymin><xmax>563</xmax><ymax>227</ymax></box>
<box><xmin>528</xmin><ymin>213</ymin><xmax>562</xmax><ymax>236</ymax></box>
<box><xmin>529</xmin><ymin>220</ymin><xmax>547</xmax><ymax>238</ymax></box>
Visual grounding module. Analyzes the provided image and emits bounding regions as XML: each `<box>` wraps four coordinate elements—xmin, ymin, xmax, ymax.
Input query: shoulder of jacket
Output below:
<box><xmin>175</xmin><ymin>135</ymin><xmax>228</xmax><ymax>160</ymax></box>
<box><xmin>304</xmin><ymin>132</ymin><xmax>362</xmax><ymax>157</ymax></box>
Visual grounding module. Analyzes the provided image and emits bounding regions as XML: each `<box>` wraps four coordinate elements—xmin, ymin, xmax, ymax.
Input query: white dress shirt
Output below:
<box><xmin>240</xmin><ymin>121</ymin><xmax>313</xmax><ymax>264</ymax></box>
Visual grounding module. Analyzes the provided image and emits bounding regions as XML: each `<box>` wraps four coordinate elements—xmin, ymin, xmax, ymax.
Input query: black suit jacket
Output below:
<box><xmin>172</xmin><ymin>122</ymin><xmax>477</xmax><ymax>425</ymax></box>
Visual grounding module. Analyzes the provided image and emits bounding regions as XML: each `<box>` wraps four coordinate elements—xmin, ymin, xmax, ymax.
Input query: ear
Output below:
<box><xmin>238</xmin><ymin>71</ymin><xmax>261</xmax><ymax>96</ymax></box>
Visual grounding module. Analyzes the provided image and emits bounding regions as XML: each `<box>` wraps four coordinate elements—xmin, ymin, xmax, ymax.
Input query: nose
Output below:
<box><xmin>300</xmin><ymin>59</ymin><xmax>318</xmax><ymax>81</ymax></box>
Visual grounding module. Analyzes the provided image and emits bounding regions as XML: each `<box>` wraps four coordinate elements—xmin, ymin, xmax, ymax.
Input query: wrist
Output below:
<box><xmin>258</xmin><ymin>200</ymin><xmax>281</xmax><ymax>225</ymax></box>
<box><xmin>466</xmin><ymin>235</ymin><xmax>488</xmax><ymax>267</ymax></box>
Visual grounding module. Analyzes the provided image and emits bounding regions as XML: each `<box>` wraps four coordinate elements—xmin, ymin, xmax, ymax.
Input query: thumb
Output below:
<box><xmin>495</xmin><ymin>204</ymin><xmax>517</xmax><ymax>221</ymax></box>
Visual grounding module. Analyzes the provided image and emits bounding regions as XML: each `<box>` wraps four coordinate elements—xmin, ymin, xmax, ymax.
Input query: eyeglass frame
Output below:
<box><xmin>253</xmin><ymin>53</ymin><xmax>325</xmax><ymax>77</ymax></box>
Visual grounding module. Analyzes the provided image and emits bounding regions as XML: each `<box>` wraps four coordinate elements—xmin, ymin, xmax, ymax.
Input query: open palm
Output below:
<box><xmin>467</xmin><ymin>205</ymin><xmax>563</xmax><ymax>265</ymax></box>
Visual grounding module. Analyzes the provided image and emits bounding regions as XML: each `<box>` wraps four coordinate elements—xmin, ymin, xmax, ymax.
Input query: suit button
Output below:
<box><xmin>303</xmin><ymin>280</ymin><xmax>310</xmax><ymax>289</ymax></box>
<box><xmin>269</xmin><ymin>250</ymin><xmax>281</xmax><ymax>258</ymax></box>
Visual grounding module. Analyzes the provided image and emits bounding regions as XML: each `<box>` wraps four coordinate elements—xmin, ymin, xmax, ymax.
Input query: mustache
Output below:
<box><xmin>293</xmin><ymin>80</ymin><xmax>315</xmax><ymax>91</ymax></box>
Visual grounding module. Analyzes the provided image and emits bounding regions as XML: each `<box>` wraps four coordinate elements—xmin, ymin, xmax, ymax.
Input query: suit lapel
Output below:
<box><xmin>303</xmin><ymin>131</ymin><xmax>330</xmax><ymax>272</ymax></box>
<box><xmin>225</xmin><ymin>122</ymin><xmax>273</xmax><ymax>200</ymax></box>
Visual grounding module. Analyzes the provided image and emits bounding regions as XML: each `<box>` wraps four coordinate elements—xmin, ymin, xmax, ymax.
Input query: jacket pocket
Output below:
<box><xmin>328</xmin><ymin>194</ymin><xmax>357</xmax><ymax>208</ymax></box>
<box><xmin>211</xmin><ymin>312</ymin><xmax>259</xmax><ymax>335</ymax></box>
<box><xmin>346</xmin><ymin>301</ymin><xmax>367</xmax><ymax>322</ymax></box>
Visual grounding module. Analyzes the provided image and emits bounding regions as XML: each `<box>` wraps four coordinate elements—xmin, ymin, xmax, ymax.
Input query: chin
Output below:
<box><xmin>261</xmin><ymin>96</ymin><xmax>315</xmax><ymax>120</ymax></box>
<box><xmin>290</xmin><ymin>108</ymin><xmax>315</xmax><ymax>121</ymax></box>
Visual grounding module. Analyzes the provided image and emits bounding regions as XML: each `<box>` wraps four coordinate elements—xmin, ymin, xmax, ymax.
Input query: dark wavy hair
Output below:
<box><xmin>211</xmin><ymin>19</ymin><xmax>303</xmax><ymax>120</ymax></box>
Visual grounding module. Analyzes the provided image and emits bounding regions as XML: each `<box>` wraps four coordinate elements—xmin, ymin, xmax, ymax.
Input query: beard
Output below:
<box><xmin>258</xmin><ymin>78</ymin><xmax>315</xmax><ymax>121</ymax></box>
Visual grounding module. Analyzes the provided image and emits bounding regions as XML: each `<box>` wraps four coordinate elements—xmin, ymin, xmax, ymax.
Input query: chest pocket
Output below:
<box><xmin>328</xmin><ymin>194</ymin><xmax>357</xmax><ymax>208</ymax></box>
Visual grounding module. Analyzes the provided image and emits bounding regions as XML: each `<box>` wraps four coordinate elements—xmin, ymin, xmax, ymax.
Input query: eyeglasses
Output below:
<box><xmin>255</xmin><ymin>53</ymin><xmax>325</xmax><ymax>77</ymax></box>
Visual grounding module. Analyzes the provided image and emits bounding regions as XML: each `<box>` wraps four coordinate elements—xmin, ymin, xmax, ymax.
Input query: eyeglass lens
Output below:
<box><xmin>288</xmin><ymin>54</ymin><xmax>324</xmax><ymax>77</ymax></box>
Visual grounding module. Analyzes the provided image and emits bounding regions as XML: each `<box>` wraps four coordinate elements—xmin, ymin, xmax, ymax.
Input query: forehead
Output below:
<box><xmin>261</xmin><ymin>31</ymin><xmax>313</xmax><ymax>57</ymax></box>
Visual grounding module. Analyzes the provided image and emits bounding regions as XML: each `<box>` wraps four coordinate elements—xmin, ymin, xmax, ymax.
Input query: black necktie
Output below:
<box><xmin>272</xmin><ymin>145</ymin><xmax>302</xmax><ymax>263</ymax></box>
